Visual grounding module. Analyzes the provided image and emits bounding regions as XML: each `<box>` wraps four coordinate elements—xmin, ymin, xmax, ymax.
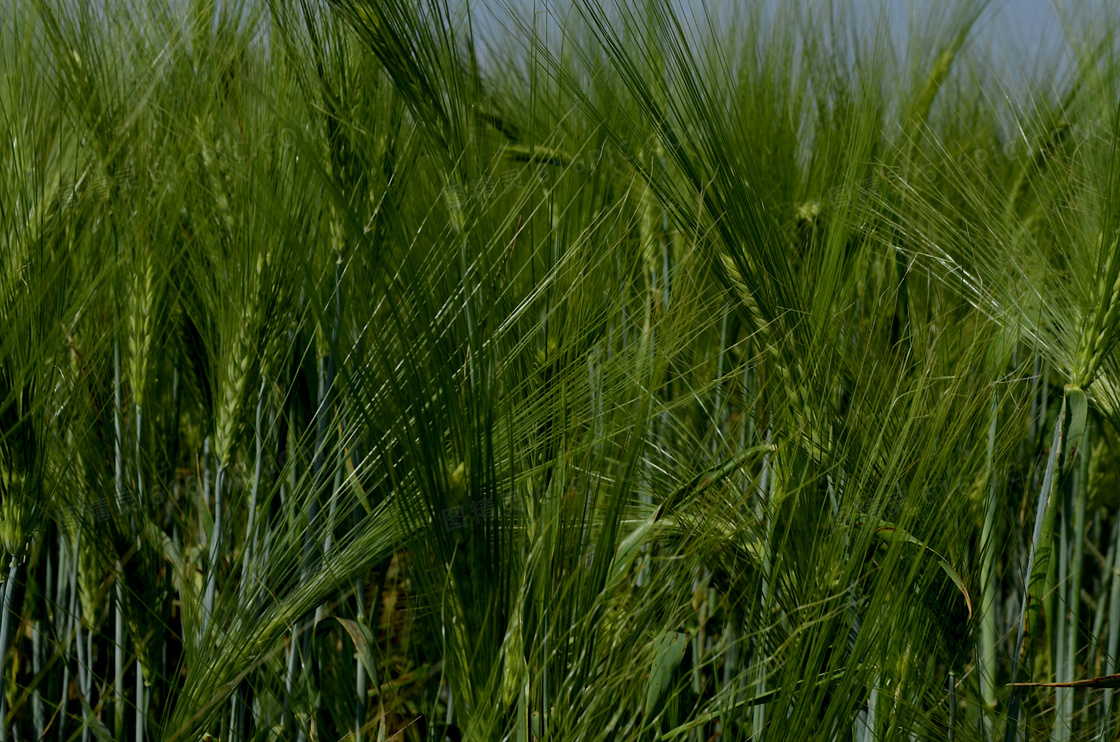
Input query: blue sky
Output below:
<box><xmin>474</xmin><ymin>0</ymin><xmax>1074</xmax><ymax>90</ymax></box>
<box><xmin>888</xmin><ymin>0</ymin><xmax>1066</xmax><ymax>81</ymax></box>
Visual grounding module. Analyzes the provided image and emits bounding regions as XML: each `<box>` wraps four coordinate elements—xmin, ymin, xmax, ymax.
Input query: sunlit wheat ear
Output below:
<box><xmin>717</xmin><ymin>252</ymin><xmax>809</xmax><ymax>425</ymax></box>
<box><xmin>126</xmin><ymin>252</ymin><xmax>156</xmax><ymax>412</ymax></box>
<box><xmin>1072</xmin><ymin>235</ymin><xmax>1120</xmax><ymax>388</ymax></box>
<box><xmin>76</xmin><ymin>522</ymin><xmax>106</xmax><ymax>632</ymax></box>
<box><xmin>0</xmin><ymin>486</ymin><xmax>29</xmax><ymax>559</ymax></box>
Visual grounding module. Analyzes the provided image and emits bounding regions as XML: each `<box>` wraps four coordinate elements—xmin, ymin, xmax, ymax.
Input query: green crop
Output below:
<box><xmin>5</xmin><ymin>1</ymin><xmax>1120</xmax><ymax>740</ymax></box>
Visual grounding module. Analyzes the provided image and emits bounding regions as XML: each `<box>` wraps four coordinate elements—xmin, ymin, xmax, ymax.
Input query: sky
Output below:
<box><xmin>473</xmin><ymin>0</ymin><xmax>1075</xmax><ymax>91</ymax></box>
<box><xmin>888</xmin><ymin>0</ymin><xmax>1067</xmax><ymax>84</ymax></box>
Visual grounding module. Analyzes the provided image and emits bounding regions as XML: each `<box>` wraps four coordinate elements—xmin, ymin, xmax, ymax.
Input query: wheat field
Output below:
<box><xmin>3</xmin><ymin>0</ymin><xmax>1120</xmax><ymax>740</ymax></box>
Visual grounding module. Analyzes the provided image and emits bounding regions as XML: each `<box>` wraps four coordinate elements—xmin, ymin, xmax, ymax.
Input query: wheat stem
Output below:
<box><xmin>0</xmin><ymin>555</ymin><xmax>20</xmax><ymax>742</ymax></box>
<box><xmin>980</xmin><ymin>386</ymin><xmax>1000</xmax><ymax>724</ymax></box>
<box><xmin>1006</xmin><ymin>394</ymin><xmax>1066</xmax><ymax>742</ymax></box>
<box><xmin>1101</xmin><ymin>509</ymin><xmax>1120</xmax><ymax>735</ymax></box>
<box><xmin>57</xmin><ymin>535</ymin><xmax>73</xmax><ymax>742</ymax></box>
<box><xmin>202</xmin><ymin>465</ymin><xmax>226</xmax><ymax>638</ymax></box>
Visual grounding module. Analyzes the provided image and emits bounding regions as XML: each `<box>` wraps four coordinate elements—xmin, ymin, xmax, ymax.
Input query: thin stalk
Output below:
<box><xmin>1045</xmin><ymin>506</ymin><xmax>1059</xmax><ymax>683</ymax></box>
<box><xmin>543</xmin><ymin>603</ymin><xmax>550</xmax><ymax>740</ymax></box>
<box><xmin>135</xmin><ymin>405</ymin><xmax>145</xmax><ymax>742</ymax></box>
<box><xmin>980</xmin><ymin>387</ymin><xmax>1000</xmax><ymax>725</ymax></box>
<box><xmin>169</xmin><ymin>361</ymin><xmax>181</xmax><ymax>487</ymax></box>
<box><xmin>1060</xmin><ymin>421</ymin><xmax>1089</xmax><ymax>739</ymax></box>
<box><xmin>321</xmin><ymin>465</ymin><xmax>341</xmax><ymax>563</ymax></box>
<box><xmin>202</xmin><ymin>465</ymin><xmax>226</xmax><ymax>638</ymax></box>
<box><xmin>721</xmin><ymin>621</ymin><xmax>737</xmax><ymax>701</ymax></box>
<box><xmin>295</xmin><ymin>264</ymin><xmax>341</xmax><ymax>742</ymax></box>
<box><xmin>44</xmin><ymin>541</ymin><xmax>52</xmax><ymax>632</ymax></box>
<box><xmin>753</xmin><ymin>430</ymin><xmax>773</xmax><ymax>740</ymax></box>
<box><xmin>282</xmin><ymin>391</ymin><xmax>300</xmax><ymax>735</ymax></box>
<box><xmin>363</xmin><ymin>561</ymin><xmax>389</xmax><ymax>742</ymax></box>
<box><xmin>58</xmin><ymin>536</ymin><xmax>74</xmax><ymax>742</ymax></box>
<box><xmin>1005</xmin><ymin>394</ymin><xmax>1066</xmax><ymax>742</ymax></box>
<box><xmin>1101</xmin><ymin>511</ymin><xmax>1120</xmax><ymax>736</ymax></box>
<box><xmin>31</xmin><ymin>619</ymin><xmax>42</xmax><ymax>740</ymax></box>
<box><xmin>161</xmin><ymin>359</ymin><xmax>181</xmax><ymax>702</ymax></box>
<box><xmin>713</xmin><ymin>303</ymin><xmax>729</xmax><ymax>455</ymax></box>
<box><xmin>114</xmin><ymin>338</ymin><xmax>122</xmax><ymax>503</ymax></box>
<box><xmin>1087</xmin><ymin>529</ymin><xmax>1113</xmax><ymax>680</ymax></box>
<box><xmin>135</xmin><ymin>406</ymin><xmax>144</xmax><ymax>510</ymax></box>
<box><xmin>202</xmin><ymin>436</ymin><xmax>211</xmax><ymax>511</ymax></box>
<box><xmin>294</xmin><ymin>369</ymin><xmax>327</xmax><ymax>742</ymax></box>
<box><xmin>115</xmin><ymin>564</ymin><xmax>125</xmax><ymax>738</ymax></box>
<box><xmin>85</xmin><ymin>630</ymin><xmax>92</xmax><ymax>742</ymax></box>
<box><xmin>949</xmin><ymin>673</ymin><xmax>956</xmax><ymax>742</ymax></box>
<box><xmin>310</xmin><ymin>463</ymin><xmax>343</xmax><ymax>633</ymax></box>
<box><xmin>232</xmin><ymin>381</ymin><xmax>266</xmax><ymax>742</ymax></box>
<box><xmin>1040</xmin><ymin>363</ymin><xmax>1049</xmax><ymax>446</ymax></box>
<box><xmin>70</xmin><ymin>527</ymin><xmax>90</xmax><ymax>742</ymax></box>
<box><xmin>0</xmin><ymin>555</ymin><xmax>20</xmax><ymax>742</ymax></box>
<box><xmin>354</xmin><ymin>575</ymin><xmax>367</xmax><ymax>742</ymax></box>
<box><xmin>113</xmin><ymin>337</ymin><xmax>125</xmax><ymax>739</ymax></box>
<box><xmin>692</xmin><ymin>570</ymin><xmax>706</xmax><ymax>696</ymax></box>
<box><xmin>240</xmin><ymin>380</ymin><xmax>266</xmax><ymax>607</ymax></box>
<box><xmin>661</xmin><ymin>192</ymin><xmax>671</xmax><ymax>314</ymax></box>
<box><xmin>1028</xmin><ymin>355</ymin><xmax>1041</xmax><ymax>447</ymax></box>
<box><xmin>76</xmin><ymin>614</ymin><xmax>88</xmax><ymax>742</ymax></box>
<box><xmin>594</xmin><ymin>347</ymin><xmax>605</xmax><ymax>455</ymax></box>
<box><xmin>136</xmin><ymin>671</ymin><xmax>144</xmax><ymax>742</ymax></box>
<box><xmin>1052</xmin><ymin>483</ymin><xmax>1070</xmax><ymax>742</ymax></box>
<box><xmin>282</xmin><ymin>619</ymin><xmax>299</xmax><ymax>735</ymax></box>
<box><xmin>59</xmin><ymin>653</ymin><xmax>71</xmax><ymax>742</ymax></box>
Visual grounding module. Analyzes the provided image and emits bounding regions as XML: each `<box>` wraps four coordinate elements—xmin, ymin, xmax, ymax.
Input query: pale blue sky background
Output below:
<box><xmin>472</xmin><ymin>0</ymin><xmax>1081</xmax><ymax>94</ymax></box>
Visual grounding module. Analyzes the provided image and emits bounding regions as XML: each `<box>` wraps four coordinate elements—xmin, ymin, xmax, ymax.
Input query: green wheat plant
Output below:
<box><xmin>9</xmin><ymin>0</ymin><xmax>1120</xmax><ymax>740</ymax></box>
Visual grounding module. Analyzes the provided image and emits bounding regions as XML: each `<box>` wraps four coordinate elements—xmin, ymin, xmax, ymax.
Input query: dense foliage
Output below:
<box><xmin>3</xmin><ymin>0</ymin><xmax>1120</xmax><ymax>739</ymax></box>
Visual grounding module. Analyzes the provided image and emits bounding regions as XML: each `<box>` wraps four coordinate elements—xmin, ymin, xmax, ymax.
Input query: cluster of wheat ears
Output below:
<box><xmin>5</xmin><ymin>0</ymin><xmax>1120</xmax><ymax>740</ymax></box>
